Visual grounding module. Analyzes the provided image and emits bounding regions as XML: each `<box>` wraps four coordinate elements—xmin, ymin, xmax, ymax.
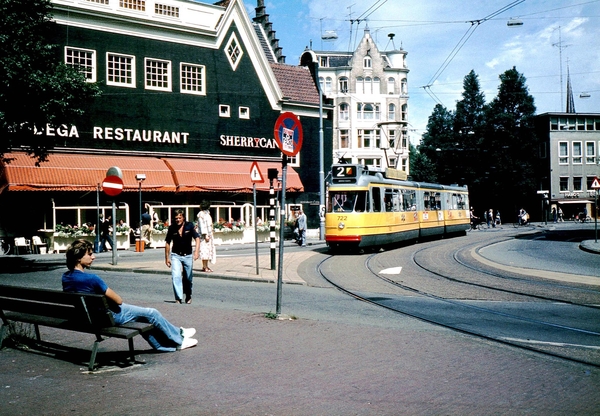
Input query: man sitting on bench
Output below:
<box><xmin>62</xmin><ymin>239</ymin><xmax>198</xmax><ymax>352</ymax></box>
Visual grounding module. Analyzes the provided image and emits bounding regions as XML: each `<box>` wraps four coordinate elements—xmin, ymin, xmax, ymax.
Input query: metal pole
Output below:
<box><xmin>112</xmin><ymin>202</ymin><xmax>117</xmax><ymax>265</ymax></box>
<box><xmin>595</xmin><ymin>192</ymin><xmax>598</xmax><ymax>243</ymax></box>
<box><xmin>96</xmin><ymin>184</ymin><xmax>100</xmax><ymax>253</ymax></box>
<box><xmin>253</xmin><ymin>183</ymin><xmax>259</xmax><ymax>275</ymax></box>
<box><xmin>276</xmin><ymin>154</ymin><xmax>287</xmax><ymax>316</ymax></box>
<box><xmin>269</xmin><ymin>176</ymin><xmax>276</xmax><ymax>270</ymax></box>
<box><xmin>317</xmin><ymin>61</ymin><xmax>325</xmax><ymax>240</ymax></box>
<box><xmin>138</xmin><ymin>181</ymin><xmax>142</xmax><ymax>246</ymax></box>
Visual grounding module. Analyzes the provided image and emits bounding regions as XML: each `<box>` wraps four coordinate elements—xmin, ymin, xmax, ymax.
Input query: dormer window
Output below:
<box><xmin>363</xmin><ymin>56</ymin><xmax>372</xmax><ymax>68</ymax></box>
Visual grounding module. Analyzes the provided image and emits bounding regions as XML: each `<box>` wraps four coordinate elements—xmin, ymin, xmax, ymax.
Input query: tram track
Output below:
<box><xmin>317</xmin><ymin>237</ymin><xmax>600</xmax><ymax>368</ymax></box>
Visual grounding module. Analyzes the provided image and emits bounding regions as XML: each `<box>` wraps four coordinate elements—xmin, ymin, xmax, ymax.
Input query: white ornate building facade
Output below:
<box><xmin>302</xmin><ymin>29</ymin><xmax>410</xmax><ymax>176</ymax></box>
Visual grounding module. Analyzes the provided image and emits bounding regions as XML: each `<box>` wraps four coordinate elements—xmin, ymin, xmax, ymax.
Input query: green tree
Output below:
<box><xmin>0</xmin><ymin>0</ymin><xmax>100</xmax><ymax>163</ymax></box>
<box><xmin>418</xmin><ymin>104</ymin><xmax>455</xmax><ymax>183</ymax></box>
<box><xmin>408</xmin><ymin>143</ymin><xmax>437</xmax><ymax>183</ymax></box>
<box><xmin>483</xmin><ymin>67</ymin><xmax>538</xmax><ymax>216</ymax></box>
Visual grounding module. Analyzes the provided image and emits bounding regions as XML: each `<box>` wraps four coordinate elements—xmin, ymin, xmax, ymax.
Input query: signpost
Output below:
<box><xmin>273</xmin><ymin>112</ymin><xmax>303</xmax><ymax>317</ymax></box>
<box><xmin>102</xmin><ymin>168</ymin><xmax>123</xmax><ymax>265</ymax></box>
<box><xmin>250</xmin><ymin>161</ymin><xmax>264</xmax><ymax>275</ymax></box>
<box><xmin>591</xmin><ymin>177</ymin><xmax>600</xmax><ymax>243</ymax></box>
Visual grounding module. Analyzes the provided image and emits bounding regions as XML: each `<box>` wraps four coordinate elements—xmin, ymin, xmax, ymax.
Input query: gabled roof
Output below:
<box><xmin>270</xmin><ymin>63</ymin><xmax>320</xmax><ymax>105</ymax></box>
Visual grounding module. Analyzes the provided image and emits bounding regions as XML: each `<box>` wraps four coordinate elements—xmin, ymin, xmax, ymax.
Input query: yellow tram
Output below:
<box><xmin>325</xmin><ymin>164</ymin><xmax>470</xmax><ymax>251</ymax></box>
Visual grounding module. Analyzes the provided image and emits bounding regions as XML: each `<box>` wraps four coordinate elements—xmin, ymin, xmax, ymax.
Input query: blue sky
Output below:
<box><xmin>244</xmin><ymin>0</ymin><xmax>599</xmax><ymax>143</ymax></box>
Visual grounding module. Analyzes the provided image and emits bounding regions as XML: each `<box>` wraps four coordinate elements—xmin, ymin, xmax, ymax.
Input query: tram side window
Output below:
<box><xmin>402</xmin><ymin>189</ymin><xmax>416</xmax><ymax>211</ymax></box>
<box><xmin>384</xmin><ymin>188</ymin><xmax>398</xmax><ymax>212</ymax></box>
<box><xmin>452</xmin><ymin>193</ymin><xmax>466</xmax><ymax>210</ymax></box>
<box><xmin>372</xmin><ymin>187</ymin><xmax>382</xmax><ymax>212</ymax></box>
<box><xmin>423</xmin><ymin>191</ymin><xmax>432</xmax><ymax>210</ymax></box>
<box><xmin>434</xmin><ymin>192</ymin><xmax>441</xmax><ymax>210</ymax></box>
<box><xmin>330</xmin><ymin>191</ymin><xmax>368</xmax><ymax>212</ymax></box>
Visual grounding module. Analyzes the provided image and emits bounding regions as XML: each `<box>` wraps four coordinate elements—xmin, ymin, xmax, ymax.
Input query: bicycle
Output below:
<box><xmin>513</xmin><ymin>217</ymin><xmax>531</xmax><ymax>228</ymax></box>
<box><xmin>469</xmin><ymin>219</ymin><xmax>484</xmax><ymax>231</ymax></box>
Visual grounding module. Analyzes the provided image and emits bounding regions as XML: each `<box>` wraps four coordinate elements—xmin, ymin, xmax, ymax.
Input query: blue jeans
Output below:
<box><xmin>112</xmin><ymin>303</ymin><xmax>182</xmax><ymax>352</ymax></box>
<box><xmin>100</xmin><ymin>234</ymin><xmax>113</xmax><ymax>251</ymax></box>
<box><xmin>171</xmin><ymin>253</ymin><xmax>194</xmax><ymax>301</ymax></box>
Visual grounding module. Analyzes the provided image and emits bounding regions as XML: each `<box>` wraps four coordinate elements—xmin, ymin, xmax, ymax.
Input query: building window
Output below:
<box><xmin>325</xmin><ymin>77</ymin><xmax>332</xmax><ymax>94</ymax></box>
<box><xmin>388</xmin><ymin>129</ymin><xmax>396</xmax><ymax>149</ymax></box>
<box><xmin>225</xmin><ymin>34</ymin><xmax>243</xmax><ymax>71</ymax></box>
<box><xmin>401</xmin><ymin>130</ymin><xmax>408</xmax><ymax>150</ymax></box>
<box><xmin>339</xmin><ymin>103</ymin><xmax>349</xmax><ymax>121</ymax></box>
<box><xmin>356</xmin><ymin>77</ymin><xmax>364</xmax><ymax>94</ymax></box>
<box><xmin>388</xmin><ymin>156</ymin><xmax>397</xmax><ymax>169</ymax></box>
<box><xmin>559</xmin><ymin>177</ymin><xmax>569</xmax><ymax>192</ymax></box>
<box><xmin>586</xmin><ymin>141</ymin><xmax>596</xmax><ymax>164</ymax></box>
<box><xmin>288</xmin><ymin>155</ymin><xmax>299</xmax><ymax>167</ymax></box>
<box><xmin>357</xmin><ymin>103</ymin><xmax>380</xmax><ymax>120</ymax></box>
<box><xmin>360</xmin><ymin>158</ymin><xmax>380</xmax><ymax>168</ymax></box>
<box><xmin>373</xmin><ymin>77</ymin><xmax>380</xmax><ymax>94</ymax></box>
<box><xmin>106</xmin><ymin>53</ymin><xmax>135</xmax><ymax>87</ymax></box>
<box><xmin>155</xmin><ymin>3</ymin><xmax>179</xmax><ymax>17</ymax></box>
<box><xmin>401</xmin><ymin>157</ymin><xmax>408</xmax><ymax>172</ymax></box>
<box><xmin>145</xmin><ymin>58</ymin><xmax>171</xmax><ymax>91</ymax></box>
<box><xmin>558</xmin><ymin>141</ymin><xmax>568</xmax><ymax>164</ymax></box>
<box><xmin>120</xmin><ymin>0</ymin><xmax>145</xmax><ymax>11</ymax></box>
<box><xmin>577</xmin><ymin>118</ymin><xmax>586</xmax><ymax>131</ymax></box>
<box><xmin>180</xmin><ymin>63</ymin><xmax>205</xmax><ymax>95</ymax></box>
<box><xmin>387</xmin><ymin>77</ymin><xmax>395</xmax><ymax>94</ymax></box>
<box><xmin>401</xmin><ymin>78</ymin><xmax>408</xmax><ymax>95</ymax></box>
<box><xmin>573</xmin><ymin>176</ymin><xmax>583</xmax><ymax>192</ymax></box>
<box><xmin>65</xmin><ymin>47</ymin><xmax>96</xmax><ymax>82</ymax></box>
<box><xmin>401</xmin><ymin>104</ymin><xmax>408</xmax><ymax>121</ymax></box>
<box><xmin>364</xmin><ymin>77</ymin><xmax>372</xmax><ymax>94</ymax></box>
<box><xmin>572</xmin><ymin>142</ymin><xmax>582</xmax><ymax>164</ymax></box>
<box><xmin>363</xmin><ymin>56</ymin><xmax>372</xmax><ymax>68</ymax></box>
<box><xmin>339</xmin><ymin>77</ymin><xmax>348</xmax><ymax>93</ymax></box>
<box><xmin>219</xmin><ymin>105</ymin><xmax>230</xmax><ymax>118</ymax></box>
<box><xmin>388</xmin><ymin>103</ymin><xmax>396</xmax><ymax>121</ymax></box>
<box><xmin>239</xmin><ymin>106</ymin><xmax>250</xmax><ymax>119</ymax></box>
<box><xmin>319</xmin><ymin>56</ymin><xmax>329</xmax><ymax>67</ymax></box>
<box><xmin>86</xmin><ymin>0</ymin><xmax>109</xmax><ymax>5</ymax></box>
<box><xmin>357</xmin><ymin>129</ymin><xmax>381</xmax><ymax>148</ymax></box>
<box><xmin>550</xmin><ymin>117</ymin><xmax>559</xmax><ymax>130</ymax></box>
<box><xmin>339</xmin><ymin>129</ymin><xmax>349</xmax><ymax>148</ymax></box>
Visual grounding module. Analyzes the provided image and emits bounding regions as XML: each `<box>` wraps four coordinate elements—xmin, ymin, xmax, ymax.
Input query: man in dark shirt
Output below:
<box><xmin>165</xmin><ymin>209</ymin><xmax>200</xmax><ymax>304</ymax></box>
<box><xmin>141</xmin><ymin>209</ymin><xmax>152</xmax><ymax>247</ymax></box>
<box><xmin>62</xmin><ymin>239</ymin><xmax>197</xmax><ymax>351</ymax></box>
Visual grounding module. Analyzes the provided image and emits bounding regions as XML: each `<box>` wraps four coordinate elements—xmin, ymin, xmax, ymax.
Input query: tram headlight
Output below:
<box><xmin>338</xmin><ymin>222</ymin><xmax>345</xmax><ymax>230</ymax></box>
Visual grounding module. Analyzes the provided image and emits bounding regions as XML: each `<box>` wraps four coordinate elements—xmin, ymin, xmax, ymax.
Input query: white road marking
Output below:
<box><xmin>501</xmin><ymin>337</ymin><xmax>600</xmax><ymax>350</ymax></box>
<box><xmin>380</xmin><ymin>267</ymin><xmax>402</xmax><ymax>275</ymax></box>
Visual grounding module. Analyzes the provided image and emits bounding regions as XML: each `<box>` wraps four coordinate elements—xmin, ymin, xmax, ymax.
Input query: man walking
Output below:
<box><xmin>141</xmin><ymin>208</ymin><xmax>152</xmax><ymax>248</ymax></box>
<box><xmin>165</xmin><ymin>209</ymin><xmax>200</xmax><ymax>304</ymax></box>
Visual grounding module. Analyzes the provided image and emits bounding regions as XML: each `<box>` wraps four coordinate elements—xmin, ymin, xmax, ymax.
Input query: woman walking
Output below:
<box><xmin>197</xmin><ymin>200</ymin><xmax>216</xmax><ymax>272</ymax></box>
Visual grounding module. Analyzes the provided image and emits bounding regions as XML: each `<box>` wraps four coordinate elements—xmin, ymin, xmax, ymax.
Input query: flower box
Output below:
<box><xmin>52</xmin><ymin>233</ymin><xmax>130</xmax><ymax>253</ymax></box>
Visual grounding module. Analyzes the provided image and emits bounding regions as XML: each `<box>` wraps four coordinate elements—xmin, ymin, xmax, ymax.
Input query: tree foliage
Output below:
<box><xmin>417</xmin><ymin>67</ymin><xmax>539</xmax><ymax>218</ymax></box>
<box><xmin>0</xmin><ymin>0</ymin><xmax>100</xmax><ymax>163</ymax></box>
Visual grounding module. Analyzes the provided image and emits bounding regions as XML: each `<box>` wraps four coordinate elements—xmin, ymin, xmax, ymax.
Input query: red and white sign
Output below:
<box><xmin>250</xmin><ymin>161</ymin><xmax>264</xmax><ymax>183</ymax></box>
<box><xmin>591</xmin><ymin>177</ymin><xmax>600</xmax><ymax>190</ymax></box>
<box><xmin>273</xmin><ymin>112</ymin><xmax>303</xmax><ymax>157</ymax></box>
<box><xmin>102</xmin><ymin>175</ymin><xmax>124</xmax><ymax>197</ymax></box>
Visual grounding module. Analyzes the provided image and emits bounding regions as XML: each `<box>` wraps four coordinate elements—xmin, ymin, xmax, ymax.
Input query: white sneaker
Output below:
<box><xmin>180</xmin><ymin>327</ymin><xmax>196</xmax><ymax>338</ymax></box>
<box><xmin>177</xmin><ymin>337</ymin><xmax>198</xmax><ymax>350</ymax></box>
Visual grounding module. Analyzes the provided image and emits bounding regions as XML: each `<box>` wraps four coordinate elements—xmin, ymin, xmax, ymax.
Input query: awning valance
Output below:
<box><xmin>163</xmin><ymin>157</ymin><xmax>303</xmax><ymax>193</ymax></box>
<box><xmin>0</xmin><ymin>152</ymin><xmax>303</xmax><ymax>194</ymax></box>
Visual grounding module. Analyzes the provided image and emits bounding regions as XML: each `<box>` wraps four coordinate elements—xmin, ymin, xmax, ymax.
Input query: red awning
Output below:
<box><xmin>164</xmin><ymin>158</ymin><xmax>303</xmax><ymax>193</ymax></box>
<box><xmin>0</xmin><ymin>152</ymin><xmax>303</xmax><ymax>194</ymax></box>
<box><xmin>1</xmin><ymin>152</ymin><xmax>176</xmax><ymax>192</ymax></box>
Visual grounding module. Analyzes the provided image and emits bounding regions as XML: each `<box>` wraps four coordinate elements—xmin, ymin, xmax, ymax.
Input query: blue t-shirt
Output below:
<box><xmin>62</xmin><ymin>269</ymin><xmax>108</xmax><ymax>295</ymax></box>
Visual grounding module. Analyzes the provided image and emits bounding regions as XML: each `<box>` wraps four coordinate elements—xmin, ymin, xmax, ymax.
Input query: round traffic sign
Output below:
<box><xmin>273</xmin><ymin>112</ymin><xmax>303</xmax><ymax>157</ymax></box>
<box><xmin>102</xmin><ymin>175</ymin><xmax>124</xmax><ymax>197</ymax></box>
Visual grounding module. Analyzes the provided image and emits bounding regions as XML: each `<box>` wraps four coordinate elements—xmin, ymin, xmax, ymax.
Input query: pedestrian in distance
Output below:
<box><xmin>99</xmin><ymin>215</ymin><xmax>114</xmax><ymax>252</ymax></box>
<box><xmin>558</xmin><ymin>206</ymin><xmax>564</xmax><ymax>222</ymax></box>
<box><xmin>141</xmin><ymin>207</ymin><xmax>152</xmax><ymax>248</ymax></box>
<box><xmin>62</xmin><ymin>239</ymin><xmax>198</xmax><ymax>351</ymax></box>
<box><xmin>296</xmin><ymin>208</ymin><xmax>307</xmax><ymax>247</ymax></box>
<box><xmin>197</xmin><ymin>200</ymin><xmax>216</xmax><ymax>273</ymax></box>
<box><xmin>165</xmin><ymin>209</ymin><xmax>200</xmax><ymax>304</ymax></box>
<box><xmin>552</xmin><ymin>207</ymin><xmax>557</xmax><ymax>223</ymax></box>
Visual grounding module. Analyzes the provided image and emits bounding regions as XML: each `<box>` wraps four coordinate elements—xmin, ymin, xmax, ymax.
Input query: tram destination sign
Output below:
<box><xmin>332</xmin><ymin>165</ymin><xmax>357</xmax><ymax>184</ymax></box>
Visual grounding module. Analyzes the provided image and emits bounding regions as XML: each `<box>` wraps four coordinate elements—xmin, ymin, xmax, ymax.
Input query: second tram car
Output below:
<box><xmin>325</xmin><ymin>164</ymin><xmax>470</xmax><ymax>251</ymax></box>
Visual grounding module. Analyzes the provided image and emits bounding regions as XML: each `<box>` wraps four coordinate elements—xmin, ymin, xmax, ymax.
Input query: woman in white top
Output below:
<box><xmin>197</xmin><ymin>200</ymin><xmax>216</xmax><ymax>272</ymax></box>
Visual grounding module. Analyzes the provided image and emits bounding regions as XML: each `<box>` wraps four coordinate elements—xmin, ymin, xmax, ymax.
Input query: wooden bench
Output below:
<box><xmin>0</xmin><ymin>284</ymin><xmax>154</xmax><ymax>371</ymax></box>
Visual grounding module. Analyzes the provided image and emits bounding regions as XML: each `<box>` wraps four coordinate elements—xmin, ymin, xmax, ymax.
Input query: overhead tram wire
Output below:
<box><xmin>420</xmin><ymin>0</ymin><xmax>526</xmax><ymax>105</ymax></box>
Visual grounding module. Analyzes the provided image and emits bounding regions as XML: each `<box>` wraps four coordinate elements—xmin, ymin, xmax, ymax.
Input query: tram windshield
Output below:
<box><xmin>329</xmin><ymin>191</ymin><xmax>368</xmax><ymax>213</ymax></box>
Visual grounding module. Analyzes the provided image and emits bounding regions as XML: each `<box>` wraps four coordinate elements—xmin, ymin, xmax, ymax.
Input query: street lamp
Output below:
<box><xmin>136</xmin><ymin>174</ymin><xmax>146</xmax><ymax>244</ymax></box>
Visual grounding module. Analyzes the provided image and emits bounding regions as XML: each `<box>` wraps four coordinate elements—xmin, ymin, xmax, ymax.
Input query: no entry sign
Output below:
<box><xmin>102</xmin><ymin>175</ymin><xmax>124</xmax><ymax>197</ymax></box>
<box><xmin>274</xmin><ymin>112</ymin><xmax>303</xmax><ymax>157</ymax></box>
